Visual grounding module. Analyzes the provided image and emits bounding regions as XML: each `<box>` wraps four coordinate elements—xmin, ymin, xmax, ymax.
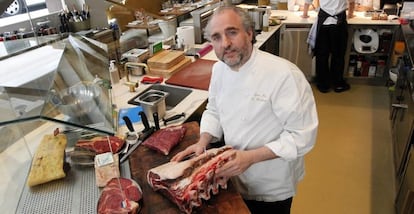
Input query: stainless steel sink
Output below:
<box><xmin>128</xmin><ymin>84</ymin><xmax>192</xmax><ymax>110</ymax></box>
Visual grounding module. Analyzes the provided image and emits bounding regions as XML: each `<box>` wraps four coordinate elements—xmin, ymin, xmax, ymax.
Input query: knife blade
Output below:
<box><xmin>120</xmin><ymin>127</ymin><xmax>154</xmax><ymax>163</ymax></box>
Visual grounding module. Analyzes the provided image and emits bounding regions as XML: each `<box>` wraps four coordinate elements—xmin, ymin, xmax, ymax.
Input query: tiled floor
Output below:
<box><xmin>291</xmin><ymin>84</ymin><xmax>396</xmax><ymax>214</ymax></box>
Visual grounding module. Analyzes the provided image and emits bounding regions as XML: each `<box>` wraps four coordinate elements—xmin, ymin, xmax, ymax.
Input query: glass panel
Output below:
<box><xmin>1</xmin><ymin>0</ymin><xmax>61</xmax><ymax>58</ymax></box>
<box><xmin>0</xmin><ymin>33</ymin><xmax>114</xmax><ymax>135</ymax></box>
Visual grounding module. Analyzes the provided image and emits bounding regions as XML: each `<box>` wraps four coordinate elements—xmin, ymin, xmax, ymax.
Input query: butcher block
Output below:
<box><xmin>129</xmin><ymin>121</ymin><xmax>250</xmax><ymax>214</ymax></box>
<box><xmin>165</xmin><ymin>59</ymin><xmax>217</xmax><ymax>91</ymax></box>
<box><xmin>147</xmin><ymin>50</ymin><xmax>192</xmax><ymax>78</ymax></box>
<box><xmin>147</xmin><ymin>50</ymin><xmax>185</xmax><ymax>69</ymax></box>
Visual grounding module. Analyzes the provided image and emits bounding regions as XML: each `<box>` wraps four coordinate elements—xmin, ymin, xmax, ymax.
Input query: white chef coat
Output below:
<box><xmin>200</xmin><ymin>48</ymin><xmax>318</xmax><ymax>201</ymax></box>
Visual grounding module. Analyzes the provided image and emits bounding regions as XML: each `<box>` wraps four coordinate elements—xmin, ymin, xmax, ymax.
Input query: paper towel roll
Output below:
<box><xmin>177</xmin><ymin>26</ymin><xmax>195</xmax><ymax>48</ymax></box>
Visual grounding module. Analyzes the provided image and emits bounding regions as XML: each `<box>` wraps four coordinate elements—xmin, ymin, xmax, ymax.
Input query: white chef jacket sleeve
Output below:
<box><xmin>265</xmin><ymin>67</ymin><xmax>318</xmax><ymax>161</ymax></box>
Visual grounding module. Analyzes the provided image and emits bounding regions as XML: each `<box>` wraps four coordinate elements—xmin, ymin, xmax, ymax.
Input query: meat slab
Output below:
<box><xmin>97</xmin><ymin>177</ymin><xmax>142</xmax><ymax>214</ymax></box>
<box><xmin>147</xmin><ymin>146</ymin><xmax>233</xmax><ymax>214</ymax></box>
<box><xmin>76</xmin><ymin>136</ymin><xmax>125</xmax><ymax>154</ymax></box>
<box><xmin>142</xmin><ymin>125</ymin><xmax>186</xmax><ymax>155</ymax></box>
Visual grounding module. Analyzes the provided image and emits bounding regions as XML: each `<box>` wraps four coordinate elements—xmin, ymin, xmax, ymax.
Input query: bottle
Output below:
<box><xmin>109</xmin><ymin>60</ymin><xmax>120</xmax><ymax>84</ymax></box>
<box><xmin>262</xmin><ymin>11</ymin><xmax>269</xmax><ymax>32</ymax></box>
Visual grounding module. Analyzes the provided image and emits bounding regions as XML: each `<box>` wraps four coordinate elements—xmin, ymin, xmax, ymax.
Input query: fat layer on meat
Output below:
<box><xmin>147</xmin><ymin>146</ymin><xmax>233</xmax><ymax>214</ymax></box>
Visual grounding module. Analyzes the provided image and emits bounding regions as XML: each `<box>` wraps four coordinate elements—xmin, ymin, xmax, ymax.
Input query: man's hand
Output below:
<box><xmin>215</xmin><ymin>146</ymin><xmax>278</xmax><ymax>177</ymax></box>
<box><xmin>170</xmin><ymin>143</ymin><xmax>206</xmax><ymax>162</ymax></box>
<box><xmin>215</xmin><ymin>149</ymin><xmax>254</xmax><ymax>177</ymax></box>
<box><xmin>171</xmin><ymin>132</ymin><xmax>213</xmax><ymax>162</ymax></box>
<box><xmin>302</xmin><ymin>3</ymin><xmax>311</xmax><ymax>18</ymax></box>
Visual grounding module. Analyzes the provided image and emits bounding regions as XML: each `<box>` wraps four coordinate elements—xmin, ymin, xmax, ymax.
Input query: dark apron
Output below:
<box><xmin>314</xmin><ymin>9</ymin><xmax>347</xmax><ymax>53</ymax></box>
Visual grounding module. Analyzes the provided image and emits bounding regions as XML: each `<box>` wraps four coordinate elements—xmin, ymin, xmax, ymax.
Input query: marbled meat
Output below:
<box><xmin>97</xmin><ymin>177</ymin><xmax>142</xmax><ymax>214</ymax></box>
<box><xmin>147</xmin><ymin>146</ymin><xmax>233</xmax><ymax>214</ymax></box>
<box><xmin>76</xmin><ymin>136</ymin><xmax>125</xmax><ymax>154</ymax></box>
<box><xmin>142</xmin><ymin>125</ymin><xmax>186</xmax><ymax>155</ymax></box>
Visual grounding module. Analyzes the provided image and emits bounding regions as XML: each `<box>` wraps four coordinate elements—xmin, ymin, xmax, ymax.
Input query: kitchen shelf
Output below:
<box><xmin>345</xmin><ymin>24</ymin><xmax>400</xmax><ymax>85</ymax></box>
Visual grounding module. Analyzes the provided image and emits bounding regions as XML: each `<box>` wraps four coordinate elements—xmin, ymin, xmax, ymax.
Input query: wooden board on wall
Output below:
<box><xmin>124</xmin><ymin>0</ymin><xmax>163</xmax><ymax>15</ymax></box>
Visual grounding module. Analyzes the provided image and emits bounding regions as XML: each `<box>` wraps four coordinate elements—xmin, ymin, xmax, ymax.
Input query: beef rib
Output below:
<box><xmin>75</xmin><ymin>136</ymin><xmax>125</xmax><ymax>154</ymax></box>
<box><xmin>147</xmin><ymin>146</ymin><xmax>233</xmax><ymax>214</ymax></box>
<box><xmin>97</xmin><ymin>177</ymin><xmax>142</xmax><ymax>214</ymax></box>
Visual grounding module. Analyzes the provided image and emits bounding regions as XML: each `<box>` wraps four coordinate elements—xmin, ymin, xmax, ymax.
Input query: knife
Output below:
<box><xmin>120</xmin><ymin>111</ymin><xmax>155</xmax><ymax>163</ymax></box>
<box><xmin>122</xmin><ymin>116</ymin><xmax>138</xmax><ymax>153</ymax></box>
<box><xmin>122</xmin><ymin>116</ymin><xmax>135</xmax><ymax>132</ymax></box>
<box><xmin>139</xmin><ymin>111</ymin><xmax>150</xmax><ymax>131</ymax></box>
<box><xmin>120</xmin><ymin>127</ymin><xmax>154</xmax><ymax>163</ymax></box>
<box><xmin>153</xmin><ymin>112</ymin><xmax>160</xmax><ymax>130</ymax></box>
<box><xmin>163</xmin><ymin>112</ymin><xmax>185</xmax><ymax>126</ymax></box>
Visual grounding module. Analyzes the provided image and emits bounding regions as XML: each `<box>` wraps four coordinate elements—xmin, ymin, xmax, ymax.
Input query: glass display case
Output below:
<box><xmin>0</xmin><ymin>33</ymin><xmax>125</xmax><ymax>213</ymax></box>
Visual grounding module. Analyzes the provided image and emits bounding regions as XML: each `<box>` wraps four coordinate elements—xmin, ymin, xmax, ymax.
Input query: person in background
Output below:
<box><xmin>288</xmin><ymin>0</ymin><xmax>319</xmax><ymax>11</ymax></box>
<box><xmin>171</xmin><ymin>6</ymin><xmax>318</xmax><ymax>214</ymax></box>
<box><xmin>302</xmin><ymin>0</ymin><xmax>355</xmax><ymax>93</ymax></box>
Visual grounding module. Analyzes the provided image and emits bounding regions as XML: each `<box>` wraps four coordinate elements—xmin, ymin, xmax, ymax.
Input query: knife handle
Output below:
<box><xmin>122</xmin><ymin>116</ymin><xmax>135</xmax><ymax>132</ymax></box>
<box><xmin>163</xmin><ymin>112</ymin><xmax>185</xmax><ymax>125</ymax></box>
<box><xmin>139</xmin><ymin>111</ymin><xmax>150</xmax><ymax>131</ymax></box>
<box><xmin>153</xmin><ymin>112</ymin><xmax>160</xmax><ymax>130</ymax></box>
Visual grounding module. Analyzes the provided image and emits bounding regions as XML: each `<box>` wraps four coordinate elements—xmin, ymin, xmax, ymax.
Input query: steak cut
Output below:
<box><xmin>97</xmin><ymin>177</ymin><xmax>142</xmax><ymax>214</ymax></box>
<box><xmin>147</xmin><ymin>146</ymin><xmax>233</xmax><ymax>214</ymax></box>
<box><xmin>142</xmin><ymin>125</ymin><xmax>186</xmax><ymax>155</ymax></box>
<box><xmin>76</xmin><ymin>136</ymin><xmax>125</xmax><ymax>154</ymax></box>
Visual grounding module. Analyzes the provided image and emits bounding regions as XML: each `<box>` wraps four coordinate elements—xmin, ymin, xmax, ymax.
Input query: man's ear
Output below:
<box><xmin>248</xmin><ymin>28</ymin><xmax>256</xmax><ymax>44</ymax></box>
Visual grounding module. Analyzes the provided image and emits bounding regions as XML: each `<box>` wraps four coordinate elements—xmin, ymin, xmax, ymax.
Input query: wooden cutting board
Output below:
<box><xmin>165</xmin><ymin>59</ymin><xmax>217</xmax><ymax>91</ymax></box>
<box><xmin>147</xmin><ymin>50</ymin><xmax>185</xmax><ymax>70</ymax></box>
<box><xmin>129</xmin><ymin>122</ymin><xmax>250</xmax><ymax>214</ymax></box>
<box><xmin>148</xmin><ymin>57</ymin><xmax>192</xmax><ymax>78</ymax></box>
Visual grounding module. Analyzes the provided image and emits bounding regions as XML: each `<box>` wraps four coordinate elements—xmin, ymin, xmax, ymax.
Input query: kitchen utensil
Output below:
<box><xmin>122</xmin><ymin>116</ymin><xmax>138</xmax><ymax>154</ymax></box>
<box><xmin>153</xmin><ymin>112</ymin><xmax>160</xmax><ymax>130</ymax></box>
<box><xmin>147</xmin><ymin>50</ymin><xmax>185</xmax><ymax>69</ymax></box>
<box><xmin>248</xmin><ymin>7</ymin><xmax>266</xmax><ymax>32</ymax></box>
<box><xmin>123</xmin><ymin>116</ymin><xmax>135</xmax><ymax>132</ymax></box>
<box><xmin>120</xmin><ymin>127</ymin><xmax>155</xmax><ymax>163</ymax></box>
<box><xmin>163</xmin><ymin>112</ymin><xmax>185</xmax><ymax>125</ymax></box>
<box><xmin>139</xmin><ymin>111</ymin><xmax>150</xmax><ymax>131</ymax></box>
<box><xmin>119</xmin><ymin>111</ymin><xmax>154</xmax><ymax>163</ymax></box>
<box><xmin>136</xmin><ymin>89</ymin><xmax>169</xmax><ymax>121</ymax></box>
<box><xmin>165</xmin><ymin>59</ymin><xmax>215</xmax><ymax>90</ymax></box>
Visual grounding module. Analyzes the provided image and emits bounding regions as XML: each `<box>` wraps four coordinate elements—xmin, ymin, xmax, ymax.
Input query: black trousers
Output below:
<box><xmin>244</xmin><ymin>197</ymin><xmax>293</xmax><ymax>214</ymax></box>
<box><xmin>314</xmin><ymin>22</ymin><xmax>348</xmax><ymax>87</ymax></box>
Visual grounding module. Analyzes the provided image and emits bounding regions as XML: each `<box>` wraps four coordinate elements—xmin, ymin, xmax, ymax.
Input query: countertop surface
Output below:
<box><xmin>268</xmin><ymin>9</ymin><xmax>400</xmax><ymax>25</ymax></box>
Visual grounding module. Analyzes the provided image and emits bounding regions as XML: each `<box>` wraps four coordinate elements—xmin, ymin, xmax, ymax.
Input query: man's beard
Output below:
<box><xmin>221</xmin><ymin>48</ymin><xmax>244</xmax><ymax>68</ymax></box>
